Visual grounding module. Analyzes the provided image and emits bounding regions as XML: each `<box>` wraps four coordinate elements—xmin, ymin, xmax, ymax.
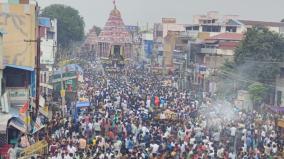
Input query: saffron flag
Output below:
<box><xmin>19</xmin><ymin>102</ymin><xmax>29</xmax><ymax>114</ymax></box>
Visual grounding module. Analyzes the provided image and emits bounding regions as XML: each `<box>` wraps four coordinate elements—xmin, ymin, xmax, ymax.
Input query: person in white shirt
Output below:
<box><xmin>230</xmin><ymin>126</ymin><xmax>237</xmax><ymax>137</ymax></box>
<box><xmin>150</xmin><ymin>143</ymin><xmax>159</xmax><ymax>154</ymax></box>
<box><xmin>67</xmin><ymin>144</ymin><xmax>77</xmax><ymax>154</ymax></box>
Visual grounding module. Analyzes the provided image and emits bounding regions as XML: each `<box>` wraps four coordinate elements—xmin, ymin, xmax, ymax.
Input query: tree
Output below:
<box><xmin>248</xmin><ymin>82</ymin><xmax>267</xmax><ymax>109</ymax></box>
<box><xmin>94</xmin><ymin>26</ymin><xmax>102</xmax><ymax>36</ymax></box>
<box><xmin>281</xmin><ymin>19</ymin><xmax>284</xmax><ymax>22</ymax></box>
<box><xmin>41</xmin><ymin>4</ymin><xmax>85</xmax><ymax>48</ymax></box>
<box><xmin>234</xmin><ymin>27</ymin><xmax>284</xmax><ymax>84</ymax></box>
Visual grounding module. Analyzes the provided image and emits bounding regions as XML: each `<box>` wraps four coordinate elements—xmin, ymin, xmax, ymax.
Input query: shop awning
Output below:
<box><xmin>0</xmin><ymin>114</ymin><xmax>12</xmax><ymax>133</ymax></box>
<box><xmin>5</xmin><ymin>64</ymin><xmax>34</xmax><ymax>71</ymax></box>
<box><xmin>8</xmin><ymin>118</ymin><xmax>26</xmax><ymax>133</ymax></box>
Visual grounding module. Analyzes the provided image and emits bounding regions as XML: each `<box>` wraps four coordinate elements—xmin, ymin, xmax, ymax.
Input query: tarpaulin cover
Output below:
<box><xmin>268</xmin><ymin>106</ymin><xmax>284</xmax><ymax>113</ymax></box>
<box><xmin>76</xmin><ymin>101</ymin><xmax>90</xmax><ymax>108</ymax></box>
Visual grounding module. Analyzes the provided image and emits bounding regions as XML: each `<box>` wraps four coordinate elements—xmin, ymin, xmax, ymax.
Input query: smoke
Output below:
<box><xmin>200</xmin><ymin>99</ymin><xmax>239</xmax><ymax>130</ymax></box>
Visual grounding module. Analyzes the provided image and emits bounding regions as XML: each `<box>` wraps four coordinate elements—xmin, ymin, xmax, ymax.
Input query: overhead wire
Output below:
<box><xmin>219</xmin><ymin>70</ymin><xmax>284</xmax><ymax>89</ymax></box>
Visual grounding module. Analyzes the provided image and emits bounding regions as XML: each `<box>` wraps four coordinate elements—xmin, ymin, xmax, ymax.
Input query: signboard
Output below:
<box><xmin>0</xmin><ymin>3</ymin><xmax>37</xmax><ymax>67</ymax></box>
<box><xmin>144</xmin><ymin>40</ymin><xmax>153</xmax><ymax>58</ymax></box>
<box><xmin>60</xmin><ymin>89</ymin><xmax>65</xmax><ymax>97</ymax></box>
<box><xmin>8</xmin><ymin>88</ymin><xmax>29</xmax><ymax>104</ymax></box>
<box><xmin>66</xmin><ymin>80</ymin><xmax>73</xmax><ymax>85</ymax></box>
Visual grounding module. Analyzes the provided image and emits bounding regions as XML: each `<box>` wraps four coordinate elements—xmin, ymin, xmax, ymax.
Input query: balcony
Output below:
<box><xmin>200</xmin><ymin>48</ymin><xmax>234</xmax><ymax>55</ymax></box>
<box><xmin>179</xmin><ymin>31</ymin><xmax>198</xmax><ymax>39</ymax></box>
<box><xmin>201</xmin><ymin>48</ymin><xmax>217</xmax><ymax>54</ymax></box>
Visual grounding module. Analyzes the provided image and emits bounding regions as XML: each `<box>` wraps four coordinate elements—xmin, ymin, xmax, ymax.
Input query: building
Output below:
<box><xmin>0</xmin><ymin>29</ymin><xmax>5</xmax><ymax>109</ymax></box>
<box><xmin>97</xmin><ymin>4</ymin><xmax>132</xmax><ymax>67</ymax></box>
<box><xmin>141</xmin><ymin>32</ymin><xmax>153</xmax><ymax>60</ymax></box>
<box><xmin>275</xmin><ymin>63</ymin><xmax>284</xmax><ymax>106</ymax></box>
<box><xmin>185</xmin><ymin>12</ymin><xmax>284</xmax><ymax>39</ymax></box>
<box><xmin>0</xmin><ymin>1</ymin><xmax>41</xmax><ymax>147</ymax></box>
<box><xmin>81</xmin><ymin>26</ymin><xmax>98</xmax><ymax>60</ymax></box>
<box><xmin>185</xmin><ymin>11</ymin><xmax>242</xmax><ymax>39</ymax></box>
<box><xmin>237</xmin><ymin>20</ymin><xmax>284</xmax><ymax>33</ymax></box>
<box><xmin>199</xmin><ymin>32</ymin><xmax>243</xmax><ymax>68</ymax></box>
<box><xmin>192</xmin><ymin>11</ymin><xmax>239</xmax><ymax>25</ymax></box>
<box><xmin>38</xmin><ymin>17</ymin><xmax>57</xmax><ymax>96</ymax></box>
<box><xmin>126</xmin><ymin>25</ymin><xmax>141</xmax><ymax>62</ymax></box>
<box><xmin>190</xmin><ymin>32</ymin><xmax>243</xmax><ymax>93</ymax></box>
<box><xmin>52</xmin><ymin>64</ymin><xmax>83</xmax><ymax>102</ymax></box>
<box><xmin>153</xmin><ymin>18</ymin><xmax>185</xmax><ymax>68</ymax></box>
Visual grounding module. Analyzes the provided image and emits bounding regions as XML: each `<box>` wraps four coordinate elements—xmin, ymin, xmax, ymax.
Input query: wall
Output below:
<box><xmin>0</xmin><ymin>3</ymin><xmax>36</xmax><ymax>68</ymax></box>
<box><xmin>162</xmin><ymin>23</ymin><xmax>185</xmax><ymax>38</ymax></box>
<box><xmin>163</xmin><ymin>32</ymin><xmax>177</xmax><ymax>66</ymax></box>
<box><xmin>203</xmin><ymin>54</ymin><xmax>234</xmax><ymax>69</ymax></box>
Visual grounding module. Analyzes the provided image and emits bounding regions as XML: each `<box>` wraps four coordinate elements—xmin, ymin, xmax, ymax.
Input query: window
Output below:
<box><xmin>226</xmin><ymin>26</ymin><xmax>237</xmax><ymax>32</ymax></box>
<box><xmin>202</xmin><ymin>25</ymin><xmax>221</xmax><ymax>32</ymax></box>
<box><xmin>186</xmin><ymin>26</ymin><xmax>193</xmax><ymax>31</ymax></box>
<box><xmin>47</xmin><ymin>31</ymin><xmax>54</xmax><ymax>39</ymax></box>
<box><xmin>193</xmin><ymin>26</ymin><xmax>199</xmax><ymax>30</ymax></box>
<box><xmin>156</xmin><ymin>31</ymin><xmax>163</xmax><ymax>37</ymax></box>
<box><xmin>280</xmin><ymin>68</ymin><xmax>284</xmax><ymax>78</ymax></box>
<box><xmin>44</xmin><ymin>72</ymin><xmax>47</xmax><ymax>83</ymax></box>
<box><xmin>277</xmin><ymin>91</ymin><xmax>282</xmax><ymax>106</ymax></box>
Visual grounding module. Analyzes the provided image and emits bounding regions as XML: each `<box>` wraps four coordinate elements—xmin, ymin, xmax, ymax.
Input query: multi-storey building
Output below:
<box><xmin>38</xmin><ymin>17</ymin><xmax>57</xmax><ymax>96</ymax></box>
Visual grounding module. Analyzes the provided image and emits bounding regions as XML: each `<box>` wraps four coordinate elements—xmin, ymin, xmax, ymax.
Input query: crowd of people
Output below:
<box><xmin>12</xmin><ymin>63</ymin><xmax>283</xmax><ymax>159</ymax></box>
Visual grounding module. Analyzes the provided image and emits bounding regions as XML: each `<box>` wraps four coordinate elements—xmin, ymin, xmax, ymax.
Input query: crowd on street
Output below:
<box><xmin>11</xmin><ymin>64</ymin><xmax>283</xmax><ymax>159</ymax></box>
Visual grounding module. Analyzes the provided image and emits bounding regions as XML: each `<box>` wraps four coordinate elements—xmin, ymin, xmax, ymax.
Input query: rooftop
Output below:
<box><xmin>239</xmin><ymin>20</ymin><xmax>284</xmax><ymax>27</ymax></box>
<box><xmin>207</xmin><ymin>33</ymin><xmax>243</xmax><ymax>41</ymax></box>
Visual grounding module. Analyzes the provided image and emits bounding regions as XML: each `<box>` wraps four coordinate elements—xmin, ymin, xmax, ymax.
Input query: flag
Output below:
<box><xmin>19</xmin><ymin>102</ymin><xmax>29</xmax><ymax>114</ymax></box>
<box><xmin>32</xmin><ymin>117</ymin><xmax>45</xmax><ymax>134</ymax></box>
<box><xmin>19</xmin><ymin>112</ymin><xmax>31</xmax><ymax>124</ymax></box>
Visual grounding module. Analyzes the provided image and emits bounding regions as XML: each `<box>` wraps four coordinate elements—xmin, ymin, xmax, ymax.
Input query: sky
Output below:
<box><xmin>38</xmin><ymin>0</ymin><xmax>284</xmax><ymax>32</ymax></box>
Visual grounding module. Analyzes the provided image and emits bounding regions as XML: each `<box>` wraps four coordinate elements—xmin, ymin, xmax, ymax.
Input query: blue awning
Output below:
<box><xmin>76</xmin><ymin>101</ymin><xmax>90</xmax><ymax>108</ymax></box>
<box><xmin>5</xmin><ymin>64</ymin><xmax>34</xmax><ymax>71</ymax></box>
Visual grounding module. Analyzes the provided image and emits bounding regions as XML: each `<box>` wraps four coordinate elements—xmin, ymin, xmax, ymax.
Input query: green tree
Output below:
<box><xmin>94</xmin><ymin>26</ymin><xmax>102</xmax><ymax>36</ymax></box>
<box><xmin>234</xmin><ymin>27</ymin><xmax>284</xmax><ymax>84</ymax></box>
<box><xmin>41</xmin><ymin>4</ymin><xmax>85</xmax><ymax>47</ymax></box>
<box><xmin>248</xmin><ymin>82</ymin><xmax>267</xmax><ymax>108</ymax></box>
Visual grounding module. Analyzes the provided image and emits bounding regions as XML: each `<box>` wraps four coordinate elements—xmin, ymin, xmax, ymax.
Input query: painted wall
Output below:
<box><xmin>0</xmin><ymin>3</ymin><xmax>37</xmax><ymax>68</ymax></box>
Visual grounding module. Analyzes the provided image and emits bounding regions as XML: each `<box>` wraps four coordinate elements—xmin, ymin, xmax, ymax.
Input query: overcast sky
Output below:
<box><xmin>38</xmin><ymin>0</ymin><xmax>284</xmax><ymax>32</ymax></box>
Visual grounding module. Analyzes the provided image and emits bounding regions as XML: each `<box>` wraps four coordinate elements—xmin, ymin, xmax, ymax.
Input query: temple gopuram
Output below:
<box><xmin>80</xmin><ymin>26</ymin><xmax>98</xmax><ymax>60</ymax></box>
<box><xmin>97</xmin><ymin>2</ymin><xmax>133</xmax><ymax>68</ymax></box>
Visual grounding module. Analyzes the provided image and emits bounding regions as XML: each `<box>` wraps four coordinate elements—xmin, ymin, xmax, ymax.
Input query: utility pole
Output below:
<box><xmin>24</xmin><ymin>37</ymin><xmax>41</xmax><ymax>117</ymax></box>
